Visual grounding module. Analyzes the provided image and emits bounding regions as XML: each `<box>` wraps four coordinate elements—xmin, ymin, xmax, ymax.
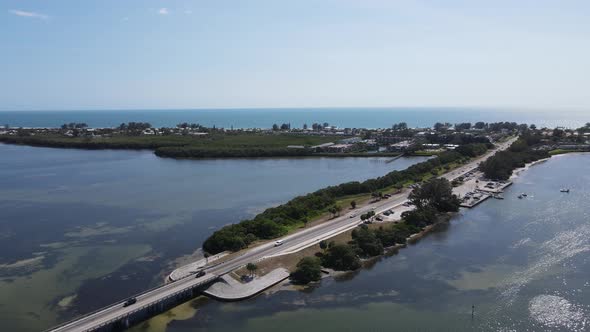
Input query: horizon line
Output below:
<box><xmin>1</xmin><ymin>106</ymin><xmax>588</xmax><ymax>113</ymax></box>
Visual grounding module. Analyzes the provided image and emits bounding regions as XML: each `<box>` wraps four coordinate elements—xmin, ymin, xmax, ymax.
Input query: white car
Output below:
<box><xmin>349</xmin><ymin>214</ymin><xmax>357</xmax><ymax>218</ymax></box>
<box><xmin>274</xmin><ymin>240</ymin><xmax>284</xmax><ymax>247</ymax></box>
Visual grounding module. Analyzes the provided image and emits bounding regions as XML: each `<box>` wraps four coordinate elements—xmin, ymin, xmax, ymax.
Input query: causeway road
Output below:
<box><xmin>48</xmin><ymin>137</ymin><xmax>516</xmax><ymax>332</ymax></box>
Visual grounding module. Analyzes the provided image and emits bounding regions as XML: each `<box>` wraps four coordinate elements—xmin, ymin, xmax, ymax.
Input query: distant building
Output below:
<box><xmin>311</xmin><ymin>142</ymin><xmax>335</xmax><ymax>152</ymax></box>
<box><xmin>444</xmin><ymin>144</ymin><xmax>460</xmax><ymax>150</ymax></box>
<box><xmin>327</xmin><ymin>144</ymin><xmax>354</xmax><ymax>153</ymax></box>
<box><xmin>388</xmin><ymin>140</ymin><xmax>412</xmax><ymax>152</ymax></box>
<box><xmin>339</xmin><ymin>137</ymin><xmax>362</xmax><ymax>144</ymax></box>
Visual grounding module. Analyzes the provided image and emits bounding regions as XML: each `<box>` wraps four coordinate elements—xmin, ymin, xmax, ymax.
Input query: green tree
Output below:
<box><xmin>291</xmin><ymin>257</ymin><xmax>322</xmax><ymax>284</ymax></box>
<box><xmin>302</xmin><ymin>217</ymin><xmax>309</xmax><ymax>228</ymax></box>
<box><xmin>246</xmin><ymin>262</ymin><xmax>258</xmax><ymax>277</ymax></box>
<box><xmin>334</xmin><ymin>204</ymin><xmax>342</xmax><ymax>216</ymax></box>
<box><xmin>408</xmin><ymin>178</ymin><xmax>460</xmax><ymax>212</ymax></box>
<box><xmin>321</xmin><ymin>244</ymin><xmax>361</xmax><ymax>271</ymax></box>
<box><xmin>350</xmin><ymin>200</ymin><xmax>357</xmax><ymax>209</ymax></box>
<box><xmin>329</xmin><ymin>207</ymin><xmax>337</xmax><ymax>218</ymax></box>
<box><xmin>474</xmin><ymin>121</ymin><xmax>487</xmax><ymax>130</ymax></box>
<box><xmin>351</xmin><ymin>225</ymin><xmax>384</xmax><ymax>257</ymax></box>
<box><xmin>319</xmin><ymin>240</ymin><xmax>328</xmax><ymax>252</ymax></box>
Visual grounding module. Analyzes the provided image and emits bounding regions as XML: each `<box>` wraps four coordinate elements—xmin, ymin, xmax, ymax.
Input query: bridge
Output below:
<box><xmin>47</xmin><ymin>273</ymin><xmax>219</xmax><ymax>332</ymax></box>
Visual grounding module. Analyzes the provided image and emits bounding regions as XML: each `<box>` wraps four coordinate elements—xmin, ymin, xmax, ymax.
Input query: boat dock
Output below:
<box><xmin>455</xmin><ymin>171</ymin><xmax>513</xmax><ymax>208</ymax></box>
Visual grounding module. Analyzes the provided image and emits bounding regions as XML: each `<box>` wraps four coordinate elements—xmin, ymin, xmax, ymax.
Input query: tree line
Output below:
<box><xmin>479</xmin><ymin>134</ymin><xmax>548</xmax><ymax>180</ymax></box>
<box><xmin>155</xmin><ymin>146</ymin><xmax>314</xmax><ymax>158</ymax></box>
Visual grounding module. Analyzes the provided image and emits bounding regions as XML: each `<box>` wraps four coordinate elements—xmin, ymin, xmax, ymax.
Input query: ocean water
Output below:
<box><xmin>0</xmin><ymin>108</ymin><xmax>587</xmax><ymax>129</ymax></box>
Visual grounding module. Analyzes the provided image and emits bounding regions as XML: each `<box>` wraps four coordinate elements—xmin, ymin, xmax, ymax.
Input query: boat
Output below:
<box><xmin>518</xmin><ymin>195</ymin><xmax>524</xmax><ymax>199</ymax></box>
<box><xmin>493</xmin><ymin>194</ymin><xmax>504</xmax><ymax>200</ymax></box>
<box><xmin>521</xmin><ymin>193</ymin><xmax>528</xmax><ymax>197</ymax></box>
<box><xmin>560</xmin><ymin>188</ymin><xmax>570</xmax><ymax>193</ymax></box>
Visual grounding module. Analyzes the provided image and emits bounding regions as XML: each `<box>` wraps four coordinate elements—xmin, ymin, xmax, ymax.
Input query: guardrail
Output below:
<box><xmin>84</xmin><ymin>275</ymin><xmax>218</xmax><ymax>331</ymax></box>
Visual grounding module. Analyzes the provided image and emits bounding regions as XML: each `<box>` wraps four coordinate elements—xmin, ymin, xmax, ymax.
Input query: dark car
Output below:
<box><xmin>123</xmin><ymin>297</ymin><xmax>137</xmax><ymax>307</ymax></box>
<box><xmin>195</xmin><ymin>270</ymin><xmax>206</xmax><ymax>278</ymax></box>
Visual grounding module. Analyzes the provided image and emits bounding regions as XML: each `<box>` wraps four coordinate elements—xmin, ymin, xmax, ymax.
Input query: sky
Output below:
<box><xmin>1</xmin><ymin>0</ymin><xmax>590</xmax><ymax>111</ymax></box>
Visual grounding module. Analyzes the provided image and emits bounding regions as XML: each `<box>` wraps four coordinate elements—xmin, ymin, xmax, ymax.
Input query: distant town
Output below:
<box><xmin>1</xmin><ymin>121</ymin><xmax>589</xmax><ymax>158</ymax></box>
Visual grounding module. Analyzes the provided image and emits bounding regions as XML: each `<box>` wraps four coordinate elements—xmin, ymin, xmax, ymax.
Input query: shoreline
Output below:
<box><xmin>0</xmin><ymin>141</ymin><xmax>404</xmax><ymax>160</ymax></box>
<box><xmin>510</xmin><ymin>157</ymin><xmax>551</xmax><ymax>179</ymax></box>
<box><xmin>240</xmin><ymin>152</ymin><xmax>556</xmax><ymax>296</ymax></box>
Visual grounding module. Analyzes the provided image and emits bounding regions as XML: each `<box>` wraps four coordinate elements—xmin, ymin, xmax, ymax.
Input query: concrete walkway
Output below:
<box><xmin>168</xmin><ymin>252</ymin><xmax>229</xmax><ymax>281</ymax></box>
<box><xmin>203</xmin><ymin>268</ymin><xmax>290</xmax><ymax>301</ymax></box>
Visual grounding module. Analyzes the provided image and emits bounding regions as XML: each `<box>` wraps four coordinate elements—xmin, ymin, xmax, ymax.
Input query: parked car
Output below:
<box><xmin>123</xmin><ymin>297</ymin><xmax>137</xmax><ymax>307</ymax></box>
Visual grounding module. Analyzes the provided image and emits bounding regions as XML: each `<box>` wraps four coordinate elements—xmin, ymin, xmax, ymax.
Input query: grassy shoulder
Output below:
<box><xmin>548</xmin><ymin>149</ymin><xmax>580</xmax><ymax>156</ymax></box>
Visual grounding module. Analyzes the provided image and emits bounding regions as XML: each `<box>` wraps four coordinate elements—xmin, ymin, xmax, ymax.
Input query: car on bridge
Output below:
<box><xmin>123</xmin><ymin>297</ymin><xmax>137</xmax><ymax>307</ymax></box>
<box><xmin>274</xmin><ymin>240</ymin><xmax>284</xmax><ymax>247</ymax></box>
<box><xmin>195</xmin><ymin>270</ymin><xmax>206</xmax><ymax>278</ymax></box>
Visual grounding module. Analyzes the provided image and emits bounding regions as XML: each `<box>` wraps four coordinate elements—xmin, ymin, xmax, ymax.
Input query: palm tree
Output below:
<box><xmin>246</xmin><ymin>263</ymin><xmax>258</xmax><ymax>277</ymax></box>
<box><xmin>335</xmin><ymin>204</ymin><xmax>342</xmax><ymax>216</ymax></box>
<box><xmin>302</xmin><ymin>217</ymin><xmax>309</xmax><ymax>228</ymax></box>
<box><xmin>329</xmin><ymin>207</ymin><xmax>337</xmax><ymax>218</ymax></box>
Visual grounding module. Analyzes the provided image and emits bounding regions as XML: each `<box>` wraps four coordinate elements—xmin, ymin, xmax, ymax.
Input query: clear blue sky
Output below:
<box><xmin>1</xmin><ymin>0</ymin><xmax>590</xmax><ymax>110</ymax></box>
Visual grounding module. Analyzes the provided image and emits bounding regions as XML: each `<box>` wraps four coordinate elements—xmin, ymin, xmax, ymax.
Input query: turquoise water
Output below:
<box><xmin>134</xmin><ymin>153</ymin><xmax>590</xmax><ymax>332</ymax></box>
<box><xmin>0</xmin><ymin>143</ymin><xmax>428</xmax><ymax>332</ymax></box>
<box><xmin>0</xmin><ymin>108</ymin><xmax>587</xmax><ymax>129</ymax></box>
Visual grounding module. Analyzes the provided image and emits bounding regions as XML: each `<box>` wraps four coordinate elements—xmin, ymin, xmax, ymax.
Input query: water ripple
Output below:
<box><xmin>529</xmin><ymin>295</ymin><xmax>588</xmax><ymax>331</ymax></box>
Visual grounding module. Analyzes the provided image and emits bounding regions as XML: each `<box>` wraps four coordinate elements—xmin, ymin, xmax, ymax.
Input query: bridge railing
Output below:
<box><xmin>82</xmin><ymin>276</ymin><xmax>218</xmax><ymax>331</ymax></box>
<box><xmin>43</xmin><ymin>275</ymin><xmax>217</xmax><ymax>332</ymax></box>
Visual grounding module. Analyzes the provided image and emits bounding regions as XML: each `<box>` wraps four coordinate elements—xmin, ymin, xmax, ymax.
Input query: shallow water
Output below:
<box><xmin>132</xmin><ymin>153</ymin><xmax>590</xmax><ymax>332</ymax></box>
<box><xmin>0</xmin><ymin>143</ymin><xmax>428</xmax><ymax>332</ymax></box>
